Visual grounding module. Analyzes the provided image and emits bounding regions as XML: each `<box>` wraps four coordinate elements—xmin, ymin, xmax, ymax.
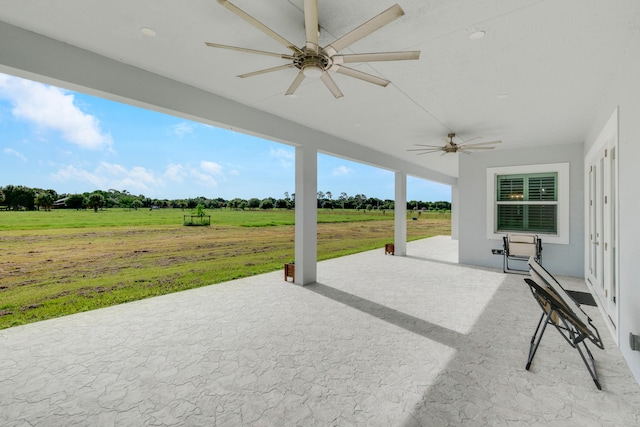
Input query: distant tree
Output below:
<box><xmin>87</xmin><ymin>193</ymin><xmax>105</xmax><ymax>212</ymax></box>
<box><xmin>248</xmin><ymin>198</ymin><xmax>260</xmax><ymax>209</ymax></box>
<box><xmin>66</xmin><ymin>194</ymin><xmax>85</xmax><ymax>210</ymax></box>
<box><xmin>275</xmin><ymin>199</ymin><xmax>288</xmax><ymax>209</ymax></box>
<box><xmin>0</xmin><ymin>189</ymin><xmax>4</xmax><ymax>205</ymax></box>
<box><xmin>35</xmin><ymin>192</ymin><xmax>54</xmax><ymax>211</ymax></box>
<box><xmin>259</xmin><ymin>198</ymin><xmax>274</xmax><ymax>209</ymax></box>
<box><xmin>120</xmin><ymin>195</ymin><xmax>134</xmax><ymax>210</ymax></box>
<box><xmin>239</xmin><ymin>201</ymin><xmax>248</xmax><ymax>210</ymax></box>
<box><xmin>321</xmin><ymin>200</ymin><xmax>333</xmax><ymax>209</ymax></box>
<box><xmin>338</xmin><ymin>192</ymin><xmax>347</xmax><ymax>209</ymax></box>
<box><xmin>131</xmin><ymin>199</ymin><xmax>143</xmax><ymax>210</ymax></box>
<box><xmin>2</xmin><ymin>185</ymin><xmax>35</xmax><ymax>210</ymax></box>
<box><xmin>213</xmin><ymin>197</ymin><xmax>226</xmax><ymax>209</ymax></box>
<box><xmin>229</xmin><ymin>198</ymin><xmax>246</xmax><ymax>210</ymax></box>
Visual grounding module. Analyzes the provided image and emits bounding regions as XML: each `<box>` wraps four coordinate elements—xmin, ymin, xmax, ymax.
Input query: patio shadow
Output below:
<box><xmin>306</xmin><ymin>282</ymin><xmax>466</xmax><ymax>350</ymax></box>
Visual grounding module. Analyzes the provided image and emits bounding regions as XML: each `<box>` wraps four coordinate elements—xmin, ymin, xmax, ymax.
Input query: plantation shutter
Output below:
<box><xmin>497</xmin><ymin>176</ymin><xmax>524</xmax><ymax>201</ymax></box>
<box><xmin>496</xmin><ymin>173</ymin><xmax>558</xmax><ymax>234</ymax></box>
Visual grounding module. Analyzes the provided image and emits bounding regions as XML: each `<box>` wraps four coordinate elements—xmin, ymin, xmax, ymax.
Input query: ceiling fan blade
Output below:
<box><xmin>408</xmin><ymin>144</ymin><xmax>444</xmax><ymax>149</ymax></box>
<box><xmin>335</xmin><ymin>66</ymin><xmax>390</xmax><ymax>87</ymax></box>
<box><xmin>456</xmin><ymin>136</ymin><xmax>482</xmax><ymax>145</ymax></box>
<box><xmin>285</xmin><ymin>71</ymin><xmax>306</xmax><ymax>96</ymax></box>
<box><xmin>238</xmin><ymin>64</ymin><xmax>295</xmax><ymax>78</ymax></box>
<box><xmin>217</xmin><ymin>0</ymin><xmax>302</xmax><ymax>54</ymax></box>
<box><xmin>324</xmin><ymin>4</ymin><xmax>404</xmax><ymax>55</ymax></box>
<box><xmin>336</xmin><ymin>51</ymin><xmax>420</xmax><ymax>63</ymax></box>
<box><xmin>304</xmin><ymin>0</ymin><xmax>319</xmax><ymax>52</ymax></box>
<box><xmin>463</xmin><ymin>140</ymin><xmax>502</xmax><ymax>147</ymax></box>
<box><xmin>320</xmin><ymin>72</ymin><xmax>344</xmax><ymax>98</ymax></box>
<box><xmin>462</xmin><ymin>146</ymin><xmax>498</xmax><ymax>150</ymax></box>
<box><xmin>416</xmin><ymin>149</ymin><xmax>444</xmax><ymax>155</ymax></box>
<box><xmin>205</xmin><ymin>42</ymin><xmax>295</xmax><ymax>60</ymax></box>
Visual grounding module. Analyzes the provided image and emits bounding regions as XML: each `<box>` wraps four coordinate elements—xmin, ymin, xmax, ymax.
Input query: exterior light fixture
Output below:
<box><xmin>141</xmin><ymin>27</ymin><xmax>156</xmax><ymax>37</ymax></box>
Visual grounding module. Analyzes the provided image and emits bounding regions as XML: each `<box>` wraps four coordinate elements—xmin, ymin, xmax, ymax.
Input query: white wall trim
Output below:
<box><xmin>486</xmin><ymin>162</ymin><xmax>570</xmax><ymax>244</ymax></box>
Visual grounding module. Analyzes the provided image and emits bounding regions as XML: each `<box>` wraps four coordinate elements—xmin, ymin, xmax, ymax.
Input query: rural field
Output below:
<box><xmin>0</xmin><ymin>208</ymin><xmax>450</xmax><ymax>329</ymax></box>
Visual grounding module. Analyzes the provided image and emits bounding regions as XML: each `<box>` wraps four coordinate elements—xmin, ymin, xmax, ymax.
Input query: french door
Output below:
<box><xmin>586</xmin><ymin>111</ymin><xmax>618</xmax><ymax>333</ymax></box>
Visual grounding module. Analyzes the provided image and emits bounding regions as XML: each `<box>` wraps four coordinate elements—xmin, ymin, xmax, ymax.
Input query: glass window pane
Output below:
<box><xmin>497</xmin><ymin>204</ymin><xmax>524</xmax><ymax>230</ymax></box>
<box><xmin>528</xmin><ymin>175</ymin><xmax>557</xmax><ymax>201</ymax></box>
<box><xmin>527</xmin><ymin>205</ymin><xmax>557</xmax><ymax>233</ymax></box>
<box><xmin>497</xmin><ymin>176</ymin><xmax>524</xmax><ymax>201</ymax></box>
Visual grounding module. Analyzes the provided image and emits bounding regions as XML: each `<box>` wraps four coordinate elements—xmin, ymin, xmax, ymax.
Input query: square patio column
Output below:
<box><xmin>294</xmin><ymin>146</ymin><xmax>318</xmax><ymax>285</ymax></box>
<box><xmin>451</xmin><ymin>185</ymin><xmax>459</xmax><ymax>240</ymax></box>
<box><xmin>394</xmin><ymin>171</ymin><xmax>407</xmax><ymax>256</ymax></box>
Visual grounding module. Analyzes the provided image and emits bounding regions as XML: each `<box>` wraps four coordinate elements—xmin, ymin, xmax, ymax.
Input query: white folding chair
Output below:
<box><xmin>503</xmin><ymin>233</ymin><xmax>542</xmax><ymax>274</ymax></box>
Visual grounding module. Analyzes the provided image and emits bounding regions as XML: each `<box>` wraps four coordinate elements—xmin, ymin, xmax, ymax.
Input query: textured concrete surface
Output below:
<box><xmin>0</xmin><ymin>236</ymin><xmax>638</xmax><ymax>426</ymax></box>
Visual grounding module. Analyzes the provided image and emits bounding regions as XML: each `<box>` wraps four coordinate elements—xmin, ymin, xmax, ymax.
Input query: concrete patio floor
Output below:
<box><xmin>1</xmin><ymin>236</ymin><xmax>639</xmax><ymax>426</ymax></box>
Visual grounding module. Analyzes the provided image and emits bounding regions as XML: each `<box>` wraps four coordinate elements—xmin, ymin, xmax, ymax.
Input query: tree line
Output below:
<box><xmin>0</xmin><ymin>185</ymin><xmax>451</xmax><ymax>212</ymax></box>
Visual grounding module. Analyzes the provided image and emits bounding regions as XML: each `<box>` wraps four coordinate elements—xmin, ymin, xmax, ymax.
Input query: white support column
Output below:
<box><xmin>394</xmin><ymin>171</ymin><xmax>407</xmax><ymax>256</ymax></box>
<box><xmin>294</xmin><ymin>146</ymin><xmax>318</xmax><ymax>285</ymax></box>
<box><xmin>451</xmin><ymin>185</ymin><xmax>459</xmax><ymax>240</ymax></box>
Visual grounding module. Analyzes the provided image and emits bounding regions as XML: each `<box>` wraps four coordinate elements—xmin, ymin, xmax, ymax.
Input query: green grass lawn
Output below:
<box><xmin>0</xmin><ymin>207</ymin><xmax>450</xmax><ymax>230</ymax></box>
<box><xmin>0</xmin><ymin>208</ymin><xmax>450</xmax><ymax>329</ymax></box>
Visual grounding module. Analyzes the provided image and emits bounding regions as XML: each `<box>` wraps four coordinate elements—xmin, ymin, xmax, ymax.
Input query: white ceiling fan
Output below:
<box><xmin>205</xmin><ymin>0</ymin><xmax>420</xmax><ymax>98</ymax></box>
<box><xmin>408</xmin><ymin>133</ymin><xmax>502</xmax><ymax>155</ymax></box>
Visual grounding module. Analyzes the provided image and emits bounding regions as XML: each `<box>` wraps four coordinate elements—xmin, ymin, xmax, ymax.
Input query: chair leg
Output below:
<box><xmin>527</xmin><ymin>311</ymin><xmax>551</xmax><ymax>370</ymax></box>
<box><xmin>574</xmin><ymin>336</ymin><xmax>601</xmax><ymax>390</ymax></box>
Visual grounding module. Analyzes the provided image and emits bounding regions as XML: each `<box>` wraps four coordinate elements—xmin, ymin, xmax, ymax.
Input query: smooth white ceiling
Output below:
<box><xmin>1</xmin><ymin>0</ymin><xmax>638</xmax><ymax>178</ymax></box>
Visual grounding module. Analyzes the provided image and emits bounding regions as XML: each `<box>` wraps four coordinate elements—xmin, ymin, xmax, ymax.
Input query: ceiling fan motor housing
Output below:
<box><xmin>295</xmin><ymin>50</ymin><xmax>330</xmax><ymax>77</ymax></box>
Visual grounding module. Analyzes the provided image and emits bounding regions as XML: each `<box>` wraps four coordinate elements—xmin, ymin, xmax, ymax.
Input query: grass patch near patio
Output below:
<box><xmin>0</xmin><ymin>208</ymin><xmax>450</xmax><ymax>329</ymax></box>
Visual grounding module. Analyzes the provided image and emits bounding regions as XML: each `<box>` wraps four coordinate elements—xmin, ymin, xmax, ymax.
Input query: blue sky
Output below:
<box><xmin>0</xmin><ymin>73</ymin><xmax>451</xmax><ymax>202</ymax></box>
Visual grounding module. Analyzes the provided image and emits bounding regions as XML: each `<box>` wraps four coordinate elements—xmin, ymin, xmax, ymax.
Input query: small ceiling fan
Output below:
<box><xmin>408</xmin><ymin>133</ymin><xmax>502</xmax><ymax>155</ymax></box>
<box><xmin>205</xmin><ymin>0</ymin><xmax>420</xmax><ymax>98</ymax></box>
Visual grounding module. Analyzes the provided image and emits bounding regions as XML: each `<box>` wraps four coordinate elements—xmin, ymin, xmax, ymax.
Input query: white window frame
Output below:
<box><xmin>486</xmin><ymin>162</ymin><xmax>570</xmax><ymax>244</ymax></box>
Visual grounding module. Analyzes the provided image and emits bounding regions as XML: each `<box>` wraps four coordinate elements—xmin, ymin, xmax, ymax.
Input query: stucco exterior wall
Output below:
<box><xmin>584</xmin><ymin>34</ymin><xmax>640</xmax><ymax>385</ymax></box>
<box><xmin>458</xmin><ymin>143</ymin><xmax>584</xmax><ymax>277</ymax></box>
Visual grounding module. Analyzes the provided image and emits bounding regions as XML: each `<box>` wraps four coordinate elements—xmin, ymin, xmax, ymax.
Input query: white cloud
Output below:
<box><xmin>51</xmin><ymin>164</ymin><xmax>105</xmax><ymax>188</ymax></box>
<box><xmin>164</xmin><ymin>164</ymin><xmax>187</xmax><ymax>183</ymax></box>
<box><xmin>95</xmin><ymin>162</ymin><xmax>128</xmax><ymax>177</ymax></box>
<box><xmin>332</xmin><ymin>165</ymin><xmax>353</xmax><ymax>176</ymax></box>
<box><xmin>185</xmin><ymin>160</ymin><xmax>227</xmax><ymax>189</ymax></box>
<box><xmin>200</xmin><ymin>160</ymin><xmax>224</xmax><ymax>176</ymax></box>
<box><xmin>51</xmin><ymin>162</ymin><xmax>159</xmax><ymax>194</ymax></box>
<box><xmin>0</xmin><ymin>74</ymin><xmax>112</xmax><ymax>150</ymax></box>
<box><xmin>160</xmin><ymin>161</ymin><xmax>224</xmax><ymax>190</ymax></box>
<box><xmin>190</xmin><ymin>169</ymin><xmax>219</xmax><ymax>188</ymax></box>
<box><xmin>229</xmin><ymin>169</ymin><xmax>240</xmax><ymax>176</ymax></box>
<box><xmin>269</xmin><ymin>146</ymin><xmax>294</xmax><ymax>168</ymax></box>
<box><xmin>3</xmin><ymin>148</ymin><xmax>26</xmax><ymax>161</ymax></box>
<box><xmin>171</xmin><ymin>122</ymin><xmax>194</xmax><ymax>138</ymax></box>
